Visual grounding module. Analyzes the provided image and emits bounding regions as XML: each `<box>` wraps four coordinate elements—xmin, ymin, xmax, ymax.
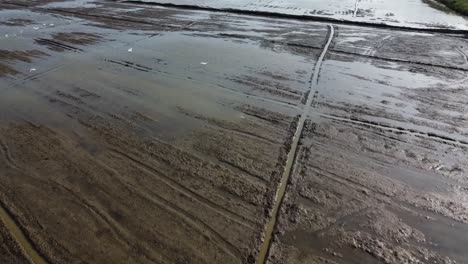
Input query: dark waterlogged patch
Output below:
<box><xmin>0</xmin><ymin>50</ymin><xmax>47</xmax><ymax>77</ymax></box>
<box><xmin>34</xmin><ymin>32</ymin><xmax>102</xmax><ymax>52</ymax></box>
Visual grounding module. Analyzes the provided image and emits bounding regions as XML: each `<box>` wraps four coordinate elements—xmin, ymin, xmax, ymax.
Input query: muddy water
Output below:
<box><xmin>132</xmin><ymin>0</ymin><xmax>468</xmax><ymax>29</ymax></box>
<box><xmin>2</xmin><ymin>1</ymin><xmax>468</xmax><ymax>264</ymax></box>
<box><xmin>394</xmin><ymin>207</ymin><xmax>468</xmax><ymax>262</ymax></box>
<box><xmin>0</xmin><ymin>2</ymin><xmax>329</xmax><ymax>263</ymax></box>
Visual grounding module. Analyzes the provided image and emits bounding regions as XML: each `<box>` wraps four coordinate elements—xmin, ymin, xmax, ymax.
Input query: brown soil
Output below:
<box><xmin>0</xmin><ymin>219</ymin><xmax>32</xmax><ymax>264</ymax></box>
<box><xmin>0</xmin><ymin>97</ymin><xmax>295</xmax><ymax>264</ymax></box>
<box><xmin>34</xmin><ymin>32</ymin><xmax>103</xmax><ymax>52</ymax></box>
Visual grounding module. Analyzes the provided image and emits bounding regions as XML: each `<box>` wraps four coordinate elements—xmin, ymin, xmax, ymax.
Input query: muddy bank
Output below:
<box><xmin>0</xmin><ymin>95</ymin><xmax>298</xmax><ymax>263</ymax></box>
<box><xmin>35</xmin><ymin>32</ymin><xmax>102</xmax><ymax>52</ymax></box>
<box><xmin>331</xmin><ymin>25</ymin><xmax>468</xmax><ymax>70</ymax></box>
<box><xmin>268</xmin><ymin>116</ymin><xmax>468</xmax><ymax>263</ymax></box>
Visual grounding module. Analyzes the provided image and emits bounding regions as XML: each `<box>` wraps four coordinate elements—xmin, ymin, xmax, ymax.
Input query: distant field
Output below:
<box><xmin>437</xmin><ymin>0</ymin><xmax>468</xmax><ymax>15</ymax></box>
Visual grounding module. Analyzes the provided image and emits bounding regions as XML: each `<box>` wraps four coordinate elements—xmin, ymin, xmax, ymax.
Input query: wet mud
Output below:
<box><xmin>1</xmin><ymin>1</ymin><xmax>468</xmax><ymax>264</ymax></box>
<box><xmin>0</xmin><ymin>1</ymin><xmax>316</xmax><ymax>262</ymax></box>
<box><xmin>266</xmin><ymin>25</ymin><xmax>468</xmax><ymax>264</ymax></box>
<box><xmin>0</xmin><ymin>217</ymin><xmax>33</xmax><ymax>264</ymax></box>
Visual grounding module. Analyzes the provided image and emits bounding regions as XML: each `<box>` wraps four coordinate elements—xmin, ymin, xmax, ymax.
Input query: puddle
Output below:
<box><xmin>315</xmin><ymin>52</ymin><xmax>468</xmax><ymax>140</ymax></box>
<box><xmin>383</xmin><ymin>166</ymin><xmax>452</xmax><ymax>193</ymax></box>
<box><xmin>394</xmin><ymin>207</ymin><xmax>468</xmax><ymax>263</ymax></box>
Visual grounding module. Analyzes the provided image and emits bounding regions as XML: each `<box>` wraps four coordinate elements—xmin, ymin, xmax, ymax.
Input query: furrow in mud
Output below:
<box><xmin>126</xmin><ymin>179</ymin><xmax>243</xmax><ymax>259</ymax></box>
<box><xmin>108</xmin><ymin>147</ymin><xmax>258</xmax><ymax>228</ymax></box>
<box><xmin>48</xmin><ymin>181</ymin><xmax>136</xmax><ymax>252</ymax></box>
<box><xmin>256</xmin><ymin>24</ymin><xmax>335</xmax><ymax>264</ymax></box>
<box><xmin>119</xmin><ymin>0</ymin><xmax>468</xmax><ymax>34</ymax></box>
<box><xmin>321</xmin><ymin>114</ymin><xmax>468</xmax><ymax>147</ymax></box>
<box><xmin>217</xmin><ymin>33</ymin><xmax>323</xmax><ymax>50</ymax></box>
<box><xmin>0</xmin><ymin>137</ymin><xmax>19</xmax><ymax>169</ymax></box>
<box><xmin>329</xmin><ymin>50</ymin><xmax>468</xmax><ymax>72</ymax></box>
<box><xmin>105</xmin><ymin>59</ymin><xmax>152</xmax><ymax>72</ymax></box>
<box><xmin>456</xmin><ymin>47</ymin><xmax>468</xmax><ymax>63</ymax></box>
<box><xmin>176</xmin><ymin>107</ymin><xmax>283</xmax><ymax>145</ymax></box>
<box><xmin>0</xmin><ymin>203</ymin><xmax>48</xmax><ymax>264</ymax></box>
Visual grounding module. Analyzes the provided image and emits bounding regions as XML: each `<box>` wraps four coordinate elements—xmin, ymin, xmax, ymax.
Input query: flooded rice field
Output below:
<box><xmin>1</xmin><ymin>0</ymin><xmax>468</xmax><ymax>263</ymax></box>
<box><xmin>130</xmin><ymin>0</ymin><xmax>468</xmax><ymax>30</ymax></box>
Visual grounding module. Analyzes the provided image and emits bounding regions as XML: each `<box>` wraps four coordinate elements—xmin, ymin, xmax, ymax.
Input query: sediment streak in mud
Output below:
<box><xmin>256</xmin><ymin>25</ymin><xmax>335</xmax><ymax>264</ymax></box>
<box><xmin>0</xmin><ymin>205</ymin><xmax>48</xmax><ymax>264</ymax></box>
